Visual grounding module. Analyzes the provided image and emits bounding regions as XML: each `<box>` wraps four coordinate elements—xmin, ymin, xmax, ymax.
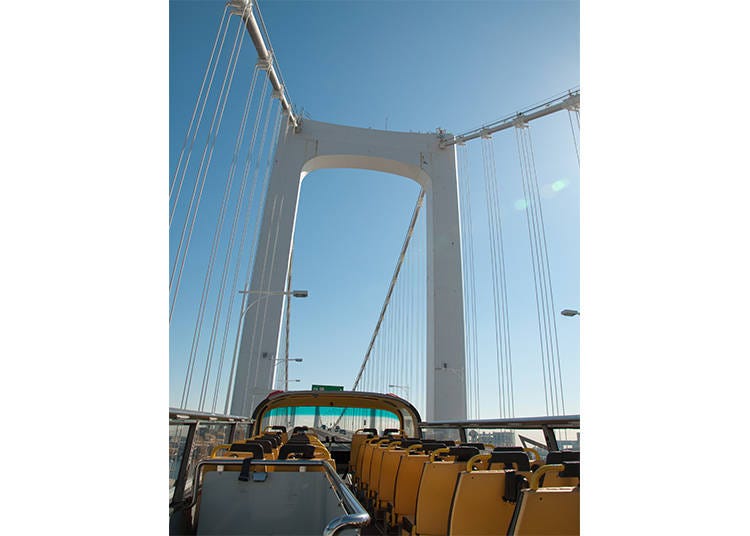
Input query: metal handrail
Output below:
<box><xmin>169</xmin><ymin>407</ymin><xmax>251</xmax><ymax>422</ymax></box>
<box><xmin>186</xmin><ymin>458</ymin><xmax>370</xmax><ymax>535</ymax></box>
<box><xmin>419</xmin><ymin>414</ymin><xmax>580</xmax><ymax>430</ymax></box>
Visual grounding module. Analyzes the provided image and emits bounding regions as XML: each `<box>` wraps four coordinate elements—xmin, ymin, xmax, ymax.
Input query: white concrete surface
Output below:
<box><xmin>231</xmin><ymin>116</ymin><xmax>467</xmax><ymax>421</ymax></box>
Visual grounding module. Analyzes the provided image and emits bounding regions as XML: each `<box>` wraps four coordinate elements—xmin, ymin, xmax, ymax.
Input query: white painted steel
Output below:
<box><xmin>230</xmin><ymin>0</ymin><xmax>298</xmax><ymax>128</ymax></box>
<box><xmin>231</xmin><ymin>117</ymin><xmax>467</xmax><ymax>421</ymax></box>
<box><xmin>441</xmin><ymin>90</ymin><xmax>580</xmax><ymax>147</ymax></box>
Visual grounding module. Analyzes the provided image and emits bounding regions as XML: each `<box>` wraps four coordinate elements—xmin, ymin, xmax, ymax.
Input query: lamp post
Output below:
<box><xmin>275</xmin><ymin>357</ymin><xmax>303</xmax><ymax>391</ymax></box>
<box><xmin>224</xmin><ymin>289</ymin><xmax>308</xmax><ymax>414</ymax></box>
<box><xmin>560</xmin><ymin>309</ymin><xmax>580</xmax><ymax>317</ymax></box>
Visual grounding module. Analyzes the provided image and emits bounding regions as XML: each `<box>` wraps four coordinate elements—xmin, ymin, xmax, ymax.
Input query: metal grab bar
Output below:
<box><xmin>322</xmin><ymin>467</ymin><xmax>370</xmax><ymax>536</ymax></box>
<box><xmin>187</xmin><ymin>458</ymin><xmax>370</xmax><ymax>535</ymax></box>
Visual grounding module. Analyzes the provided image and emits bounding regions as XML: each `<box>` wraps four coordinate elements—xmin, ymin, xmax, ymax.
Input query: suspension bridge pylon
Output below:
<box><xmin>230</xmin><ymin>116</ymin><xmax>467</xmax><ymax>421</ymax></box>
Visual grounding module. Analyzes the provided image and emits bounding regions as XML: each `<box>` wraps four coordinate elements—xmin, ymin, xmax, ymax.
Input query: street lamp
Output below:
<box><xmin>273</xmin><ymin>357</ymin><xmax>303</xmax><ymax>391</ymax></box>
<box><xmin>224</xmin><ymin>289</ymin><xmax>309</xmax><ymax>414</ymax></box>
<box><xmin>561</xmin><ymin>309</ymin><xmax>580</xmax><ymax>317</ymax></box>
<box><xmin>237</xmin><ymin>289</ymin><xmax>309</xmax><ymax>318</ymax></box>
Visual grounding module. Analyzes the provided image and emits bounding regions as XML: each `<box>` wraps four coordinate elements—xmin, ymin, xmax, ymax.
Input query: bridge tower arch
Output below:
<box><xmin>231</xmin><ymin>118</ymin><xmax>466</xmax><ymax>421</ymax></box>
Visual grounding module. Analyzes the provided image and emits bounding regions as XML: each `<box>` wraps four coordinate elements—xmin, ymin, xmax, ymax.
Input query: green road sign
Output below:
<box><xmin>311</xmin><ymin>384</ymin><xmax>344</xmax><ymax>392</ymax></box>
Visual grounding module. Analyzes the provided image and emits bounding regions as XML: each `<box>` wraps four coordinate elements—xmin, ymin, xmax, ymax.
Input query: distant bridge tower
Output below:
<box><xmin>231</xmin><ymin>117</ymin><xmax>467</xmax><ymax>421</ymax></box>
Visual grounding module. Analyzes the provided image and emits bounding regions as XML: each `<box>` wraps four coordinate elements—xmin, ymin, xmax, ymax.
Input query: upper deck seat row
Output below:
<box><xmin>348</xmin><ymin>428</ymin><xmax>579</xmax><ymax>536</ymax></box>
<box><xmin>204</xmin><ymin>425</ymin><xmax>336</xmax><ymax>473</ymax></box>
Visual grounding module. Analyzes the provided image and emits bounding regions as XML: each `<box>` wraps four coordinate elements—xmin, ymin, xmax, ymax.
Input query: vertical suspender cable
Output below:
<box><xmin>197</xmin><ymin>66</ymin><xmax>262</xmax><ymax>411</ymax></box>
<box><xmin>170</xmin><ymin>15</ymin><xmax>247</xmax><ymax>324</ymax></box>
<box><xmin>209</xmin><ymin>86</ymin><xmax>273</xmax><ymax>406</ymax></box>
<box><xmin>567</xmin><ymin>109</ymin><xmax>580</xmax><ymax>165</ymax></box>
<box><xmin>222</xmin><ymin>104</ymin><xmax>281</xmax><ymax>414</ymax></box>
<box><xmin>487</xmin><ymin>136</ymin><xmax>515</xmax><ymax>417</ymax></box>
<box><xmin>178</xmin><ymin>16</ymin><xmax>248</xmax><ymax>407</ymax></box>
<box><xmin>520</xmin><ymin>125</ymin><xmax>557</xmax><ymax>414</ymax></box>
<box><xmin>522</xmin><ymin>124</ymin><xmax>557</xmax><ymax>414</ymax></box>
<box><xmin>245</xmin><ymin>196</ymin><xmax>285</xmax><ymax>415</ymax></box>
<box><xmin>515</xmin><ymin>125</ymin><xmax>551</xmax><ymax>416</ymax></box>
<box><xmin>209</xmin><ymin>82</ymin><xmax>272</xmax><ymax>412</ymax></box>
<box><xmin>237</xmin><ymin>196</ymin><xmax>279</xmax><ymax>412</ymax></box>
<box><xmin>481</xmin><ymin>136</ymin><xmax>508</xmax><ymax>417</ymax></box>
<box><xmin>524</xmin><ymin>126</ymin><xmax>565</xmax><ymax>415</ymax></box>
<box><xmin>461</xmin><ymin>143</ymin><xmax>482</xmax><ymax>418</ymax></box>
<box><xmin>458</xmin><ymin>144</ymin><xmax>475</xmax><ymax>417</ymax></box>
<box><xmin>170</xmin><ymin>6</ymin><xmax>231</xmax><ymax>219</ymax></box>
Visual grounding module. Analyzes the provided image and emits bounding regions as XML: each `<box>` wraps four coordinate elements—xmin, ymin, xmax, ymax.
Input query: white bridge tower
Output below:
<box><xmin>231</xmin><ymin>117</ymin><xmax>467</xmax><ymax>421</ymax></box>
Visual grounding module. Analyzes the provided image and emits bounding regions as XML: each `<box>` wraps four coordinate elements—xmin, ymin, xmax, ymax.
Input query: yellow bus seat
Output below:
<box><xmin>541</xmin><ymin>451</ymin><xmax>579</xmax><ymax>487</ymax></box>
<box><xmin>389</xmin><ymin>442</ymin><xmax>453</xmax><ymax>527</ymax></box>
<box><xmin>375</xmin><ymin>442</ymin><xmax>423</xmax><ymax>514</ymax></box>
<box><xmin>391</xmin><ymin>452</ymin><xmax>429</xmax><ymax>529</ymax></box>
<box><xmin>507</xmin><ymin>462</ymin><xmax>580</xmax><ymax>535</ymax></box>
<box><xmin>368</xmin><ymin>439</ymin><xmax>403</xmax><ymax>500</ymax></box>
<box><xmin>410</xmin><ymin>446</ymin><xmax>480</xmax><ymax>536</ymax></box>
<box><xmin>487</xmin><ymin>450</ymin><xmax>531</xmax><ymax>472</ymax></box>
<box><xmin>360</xmin><ymin>438</ymin><xmax>392</xmax><ymax>495</ymax></box>
<box><xmin>447</xmin><ymin>470</ymin><xmax>531</xmax><ymax>536</ymax></box>
<box><xmin>350</xmin><ymin>429</ymin><xmax>376</xmax><ymax>477</ymax></box>
<box><xmin>244</xmin><ymin>439</ymin><xmax>277</xmax><ymax>460</ymax></box>
<box><xmin>266</xmin><ymin>425</ymin><xmax>288</xmax><ymax>443</ymax></box>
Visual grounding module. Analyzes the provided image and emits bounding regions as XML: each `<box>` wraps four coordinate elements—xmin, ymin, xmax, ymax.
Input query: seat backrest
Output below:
<box><xmin>287</xmin><ymin>433</ymin><xmax>311</xmax><ymax>444</ymax></box>
<box><xmin>392</xmin><ymin>453</ymin><xmax>430</xmax><ymax>525</ymax></box>
<box><xmin>376</xmin><ymin>446</ymin><xmax>416</xmax><ymax>509</ymax></box>
<box><xmin>246</xmin><ymin>439</ymin><xmax>274</xmax><ymax>456</ymax></box>
<box><xmin>354</xmin><ymin>437</ymin><xmax>377</xmax><ymax>483</ymax></box>
<box><xmin>460</xmin><ymin>442</ymin><xmax>494</xmax><ymax>451</ymax></box>
<box><xmin>279</xmin><ymin>443</ymin><xmax>316</xmax><ymax>460</ymax></box>
<box><xmin>269</xmin><ymin>426</ymin><xmax>288</xmax><ymax>443</ymax></box>
<box><xmin>350</xmin><ymin>432</ymin><xmax>374</xmax><ymax>475</ymax></box>
<box><xmin>360</xmin><ymin>439</ymin><xmax>390</xmax><ymax>490</ymax></box>
<box><xmin>414</xmin><ymin>461</ymin><xmax>467</xmax><ymax>536</ymax></box>
<box><xmin>261</xmin><ymin>434</ymin><xmax>282</xmax><ymax>447</ymax></box>
<box><xmin>368</xmin><ymin>440</ymin><xmax>401</xmax><ymax>499</ymax></box>
<box><xmin>488</xmin><ymin>451</ymin><xmax>531</xmax><ymax>471</ymax></box>
<box><xmin>541</xmin><ymin>452</ymin><xmax>580</xmax><ymax>487</ymax></box>
<box><xmin>507</xmin><ymin>486</ymin><xmax>580</xmax><ymax>535</ymax></box>
<box><xmin>228</xmin><ymin>442</ymin><xmax>265</xmax><ymax>460</ymax></box>
<box><xmin>448</xmin><ymin>470</ymin><xmax>518</xmax><ymax>535</ymax></box>
<box><xmin>419</xmin><ymin>441</ymin><xmax>451</xmax><ymax>453</ymax></box>
<box><xmin>445</xmin><ymin>446</ymin><xmax>480</xmax><ymax>462</ymax></box>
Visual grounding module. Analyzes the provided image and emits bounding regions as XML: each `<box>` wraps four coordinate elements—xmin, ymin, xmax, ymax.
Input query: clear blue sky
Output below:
<box><xmin>169</xmin><ymin>0</ymin><xmax>580</xmax><ymax>419</ymax></box>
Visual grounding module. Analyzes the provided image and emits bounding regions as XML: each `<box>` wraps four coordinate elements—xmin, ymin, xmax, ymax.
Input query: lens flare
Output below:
<box><xmin>514</xmin><ymin>199</ymin><xmax>528</xmax><ymax>211</ymax></box>
<box><xmin>551</xmin><ymin>179</ymin><xmax>568</xmax><ymax>192</ymax></box>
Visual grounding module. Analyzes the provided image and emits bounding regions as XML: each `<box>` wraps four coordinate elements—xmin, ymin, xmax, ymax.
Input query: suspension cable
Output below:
<box><xmin>170</xmin><ymin>6</ymin><xmax>231</xmax><ymax>221</ymax></box>
<box><xmin>170</xmin><ymin>14</ymin><xmax>248</xmax><ymax>325</ymax></box>
<box><xmin>197</xmin><ymin>66</ymin><xmax>262</xmax><ymax>411</ymax></box>
<box><xmin>351</xmin><ymin>189</ymin><xmax>425</xmax><ymax>391</ymax></box>
<box><xmin>222</xmin><ymin>104</ymin><xmax>282</xmax><ymax>414</ymax></box>
<box><xmin>524</xmin><ymin>125</ymin><xmax>565</xmax><ymax>415</ymax></box>
<box><xmin>515</xmin><ymin>125</ymin><xmax>551</xmax><ymax>416</ymax></box>
<box><xmin>208</xmin><ymin>78</ymin><xmax>270</xmax><ymax>412</ymax></box>
<box><xmin>208</xmin><ymin>80</ymin><xmax>275</xmax><ymax>411</ymax></box>
<box><xmin>567</xmin><ymin>109</ymin><xmax>580</xmax><ymax>165</ymax></box>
